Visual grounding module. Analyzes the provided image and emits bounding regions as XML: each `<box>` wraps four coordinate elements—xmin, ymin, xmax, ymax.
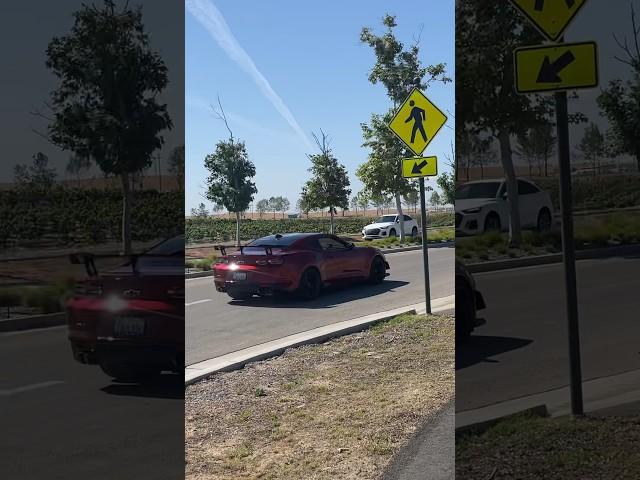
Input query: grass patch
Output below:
<box><xmin>360</xmin><ymin>227</ymin><xmax>454</xmax><ymax>249</ymax></box>
<box><xmin>456</xmin><ymin>413</ymin><xmax>640</xmax><ymax>479</ymax></box>
<box><xmin>185</xmin><ymin>313</ymin><xmax>454</xmax><ymax>480</ymax></box>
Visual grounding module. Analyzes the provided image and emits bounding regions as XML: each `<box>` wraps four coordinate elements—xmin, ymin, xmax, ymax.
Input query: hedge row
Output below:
<box><xmin>186</xmin><ymin>212</ymin><xmax>454</xmax><ymax>243</ymax></box>
<box><xmin>534</xmin><ymin>175</ymin><xmax>640</xmax><ymax>211</ymax></box>
<box><xmin>0</xmin><ymin>188</ymin><xmax>183</xmax><ymax>247</ymax></box>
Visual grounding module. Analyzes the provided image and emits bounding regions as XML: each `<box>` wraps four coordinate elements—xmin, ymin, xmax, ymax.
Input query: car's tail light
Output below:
<box><xmin>255</xmin><ymin>257</ymin><xmax>284</xmax><ymax>266</ymax></box>
<box><xmin>167</xmin><ymin>286</ymin><xmax>185</xmax><ymax>299</ymax></box>
<box><xmin>74</xmin><ymin>282</ymin><xmax>103</xmax><ymax>296</ymax></box>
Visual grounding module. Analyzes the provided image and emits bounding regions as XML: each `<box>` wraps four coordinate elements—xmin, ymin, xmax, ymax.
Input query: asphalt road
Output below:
<box><xmin>1</xmin><ymin>326</ymin><xmax>183</xmax><ymax>480</ymax></box>
<box><xmin>186</xmin><ymin>247</ymin><xmax>454</xmax><ymax>365</ymax></box>
<box><xmin>456</xmin><ymin>255</ymin><xmax>640</xmax><ymax>412</ymax></box>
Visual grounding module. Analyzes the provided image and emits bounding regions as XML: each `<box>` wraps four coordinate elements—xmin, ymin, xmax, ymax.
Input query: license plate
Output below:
<box><xmin>232</xmin><ymin>272</ymin><xmax>247</xmax><ymax>281</ymax></box>
<box><xmin>113</xmin><ymin>316</ymin><xmax>146</xmax><ymax>337</ymax></box>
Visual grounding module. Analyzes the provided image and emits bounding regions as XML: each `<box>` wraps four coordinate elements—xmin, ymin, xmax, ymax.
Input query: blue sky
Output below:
<box><xmin>185</xmin><ymin>0</ymin><xmax>454</xmax><ymax>215</ymax></box>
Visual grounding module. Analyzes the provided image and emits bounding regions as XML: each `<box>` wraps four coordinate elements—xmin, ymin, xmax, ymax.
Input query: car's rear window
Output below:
<box><xmin>246</xmin><ymin>234</ymin><xmax>309</xmax><ymax>249</ymax></box>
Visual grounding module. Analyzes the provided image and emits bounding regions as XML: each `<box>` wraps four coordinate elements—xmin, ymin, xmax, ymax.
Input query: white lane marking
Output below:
<box><xmin>185</xmin><ymin>299</ymin><xmax>213</xmax><ymax>307</ymax></box>
<box><xmin>0</xmin><ymin>380</ymin><xmax>64</xmax><ymax>397</ymax></box>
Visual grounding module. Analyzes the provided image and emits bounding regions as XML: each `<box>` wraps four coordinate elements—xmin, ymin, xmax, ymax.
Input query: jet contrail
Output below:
<box><xmin>186</xmin><ymin>0</ymin><xmax>312</xmax><ymax>149</ymax></box>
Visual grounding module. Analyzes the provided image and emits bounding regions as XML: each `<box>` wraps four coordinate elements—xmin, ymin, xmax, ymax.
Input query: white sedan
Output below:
<box><xmin>362</xmin><ymin>214</ymin><xmax>419</xmax><ymax>240</ymax></box>
<box><xmin>455</xmin><ymin>178</ymin><xmax>553</xmax><ymax>236</ymax></box>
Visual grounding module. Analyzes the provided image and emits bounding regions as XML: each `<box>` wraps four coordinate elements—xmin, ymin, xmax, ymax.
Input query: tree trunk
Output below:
<box><xmin>499</xmin><ymin>130</ymin><xmax>522</xmax><ymax>246</ymax></box>
<box><xmin>329</xmin><ymin>207</ymin><xmax>335</xmax><ymax>235</ymax></box>
<box><xmin>235</xmin><ymin>211</ymin><xmax>241</xmax><ymax>247</ymax></box>
<box><xmin>395</xmin><ymin>193</ymin><xmax>405</xmax><ymax>241</ymax></box>
<box><xmin>121</xmin><ymin>172</ymin><xmax>132</xmax><ymax>255</ymax></box>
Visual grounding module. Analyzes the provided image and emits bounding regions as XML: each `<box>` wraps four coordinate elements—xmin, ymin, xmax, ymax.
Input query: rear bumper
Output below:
<box><xmin>215</xmin><ymin>278</ymin><xmax>292</xmax><ymax>296</ymax></box>
<box><xmin>94</xmin><ymin>341</ymin><xmax>183</xmax><ymax>370</ymax></box>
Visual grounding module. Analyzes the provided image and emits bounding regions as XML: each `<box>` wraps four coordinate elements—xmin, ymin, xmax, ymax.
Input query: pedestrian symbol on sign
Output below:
<box><xmin>405</xmin><ymin>100</ymin><xmax>427</xmax><ymax>144</ymax></box>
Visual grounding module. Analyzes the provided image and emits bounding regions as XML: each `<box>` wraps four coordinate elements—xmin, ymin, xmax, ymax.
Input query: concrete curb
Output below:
<box><xmin>184</xmin><ymin>243</ymin><xmax>454</xmax><ymax>278</ymax></box>
<box><xmin>185</xmin><ymin>296</ymin><xmax>455</xmax><ymax>386</ymax></box>
<box><xmin>467</xmin><ymin>243</ymin><xmax>640</xmax><ymax>274</ymax></box>
<box><xmin>455</xmin><ymin>405</ymin><xmax>548</xmax><ymax>436</ymax></box>
<box><xmin>0</xmin><ymin>312</ymin><xmax>66</xmax><ymax>333</ymax></box>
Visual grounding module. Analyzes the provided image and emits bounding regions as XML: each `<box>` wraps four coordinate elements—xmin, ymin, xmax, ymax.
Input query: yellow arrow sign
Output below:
<box><xmin>402</xmin><ymin>156</ymin><xmax>438</xmax><ymax>178</ymax></box>
<box><xmin>514</xmin><ymin>42</ymin><xmax>598</xmax><ymax>94</ymax></box>
<box><xmin>510</xmin><ymin>0</ymin><xmax>587</xmax><ymax>41</ymax></box>
<box><xmin>389</xmin><ymin>88</ymin><xmax>447</xmax><ymax>156</ymax></box>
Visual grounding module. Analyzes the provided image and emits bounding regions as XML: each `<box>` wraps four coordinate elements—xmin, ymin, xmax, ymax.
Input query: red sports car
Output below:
<box><xmin>213</xmin><ymin>233</ymin><xmax>390</xmax><ymax>300</ymax></box>
<box><xmin>66</xmin><ymin>235</ymin><xmax>184</xmax><ymax>381</ymax></box>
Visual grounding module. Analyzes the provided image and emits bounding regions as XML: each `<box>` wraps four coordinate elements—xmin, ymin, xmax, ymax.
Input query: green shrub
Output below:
<box><xmin>186</xmin><ymin>212</ymin><xmax>454</xmax><ymax>243</ymax></box>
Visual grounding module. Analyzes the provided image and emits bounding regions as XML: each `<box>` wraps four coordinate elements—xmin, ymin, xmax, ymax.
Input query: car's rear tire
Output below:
<box><xmin>389</xmin><ymin>229</ymin><xmax>397</xmax><ymax>237</ymax></box>
<box><xmin>99</xmin><ymin>362</ymin><xmax>160</xmax><ymax>382</ymax></box>
<box><xmin>455</xmin><ymin>279</ymin><xmax>475</xmax><ymax>343</ymax></box>
<box><xmin>537</xmin><ymin>208</ymin><xmax>552</xmax><ymax>232</ymax></box>
<box><xmin>411</xmin><ymin>226</ymin><xmax>418</xmax><ymax>237</ymax></box>
<box><xmin>368</xmin><ymin>256</ymin><xmax>386</xmax><ymax>284</ymax></box>
<box><xmin>228</xmin><ymin>290</ymin><xmax>252</xmax><ymax>300</ymax></box>
<box><xmin>484</xmin><ymin>213</ymin><xmax>501</xmax><ymax>232</ymax></box>
<box><xmin>297</xmin><ymin>268</ymin><xmax>322</xmax><ymax>300</ymax></box>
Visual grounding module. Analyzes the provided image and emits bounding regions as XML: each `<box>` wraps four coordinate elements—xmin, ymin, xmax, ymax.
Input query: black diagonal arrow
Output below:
<box><xmin>411</xmin><ymin>159</ymin><xmax>428</xmax><ymax>175</ymax></box>
<box><xmin>537</xmin><ymin>51</ymin><xmax>576</xmax><ymax>83</ymax></box>
<box><xmin>534</xmin><ymin>0</ymin><xmax>575</xmax><ymax>12</ymax></box>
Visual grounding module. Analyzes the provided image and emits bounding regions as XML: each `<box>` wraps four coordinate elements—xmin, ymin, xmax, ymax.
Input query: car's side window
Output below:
<box><xmin>518</xmin><ymin>180</ymin><xmax>539</xmax><ymax>195</ymax></box>
<box><xmin>318</xmin><ymin>237</ymin><xmax>347</xmax><ymax>251</ymax></box>
<box><xmin>403</xmin><ymin>215</ymin><xmax>411</xmax><ymax>221</ymax></box>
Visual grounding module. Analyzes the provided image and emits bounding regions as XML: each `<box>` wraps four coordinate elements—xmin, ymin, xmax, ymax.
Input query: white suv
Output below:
<box><xmin>362</xmin><ymin>214</ymin><xmax>419</xmax><ymax>240</ymax></box>
<box><xmin>455</xmin><ymin>178</ymin><xmax>553</xmax><ymax>236</ymax></box>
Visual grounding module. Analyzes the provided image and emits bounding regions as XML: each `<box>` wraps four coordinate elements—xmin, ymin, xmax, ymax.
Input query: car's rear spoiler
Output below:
<box><xmin>69</xmin><ymin>252</ymin><xmax>180</xmax><ymax>277</ymax></box>
<box><xmin>214</xmin><ymin>245</ymin><xmax>274</xmax><ymax>256</ymax></box>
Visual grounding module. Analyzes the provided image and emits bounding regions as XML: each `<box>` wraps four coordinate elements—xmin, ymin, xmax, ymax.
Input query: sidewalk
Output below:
<box><xmin>456</xmin><ymin>368</ymin><xmax>640</xmax><ymax>431</ymax></box>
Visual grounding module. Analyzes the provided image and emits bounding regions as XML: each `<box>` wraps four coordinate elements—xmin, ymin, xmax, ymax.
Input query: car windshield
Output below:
<box><xmin>375</xmin><ymin>215</ymin><xmax>396</xmax><ymax>223</ymax></box>
<box><xmin>456</xmin><ymin>182</ymin><xmax>501</xmax><ymax>199</ymax></box>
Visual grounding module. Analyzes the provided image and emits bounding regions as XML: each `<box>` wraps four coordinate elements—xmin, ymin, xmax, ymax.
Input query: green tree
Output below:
<box><xmin>204</xmin><ymin>140</ymin><xmax>257</xmax><ymax>246</ymax></box>
<box><xmin>44</xmin><ymin>0</ymin><xmax>172</xmax><ymax>254</ymax></box>
<box><xmin>457</xmin><ymin>0</ymin><xmax>547</xmax><ymax>246</ymax></box>
<box><xmin>267</xmin><ymin>196</ymin><xmax>279</xmax><ymax>219</ymax></box>
<box><xmin>190</xmin><ymin>203</ymin><xmax>209</xmax><ymax>218</ymax></box>
<box><xmin>356</xmin><ymin>191</ymin><xmax>370</xmax><ymax>214</ymax></box>
<box><xmin>256</xmin><ymin>198</ymin><xmax>269</xmax><ymax>219</ymax></box>
<box><xmin>14</xmin><ymin>152</ymin><xmax>57</xmax><ymax>192</ymax></box>
<box><xmin>168</xmin><ymin>145</ymin><xmax>185</xmax><ymax>191</ymax></box>
<box><xmin>358</xmin><ymin>14</ymin><xmax>451</xmax><ymax>241</ymax></box>
<box><xmin>597</xmin><ymin>5</ymin><xmax>640</xmax><ymax>172</ymax></box>
<box><xmin>65</xmin><ymin>154</ymin><xmax>91</xmax><ymax>182</ymax></box>
<box><xmin>429</xmin><ymin>190</ymin><xmax>442</xmax><ymax>209</ymax></box>
<box><xmin>297</xmin><ymin>196</ymin><xmax>312</xmax><ymax>218</ymax></box>
<box><xmin>402</xmin><ymin>187</ymin><xmax>420</xmax><ymax>214</ymax></box>
<box><xmin>436</xmin><ymin>173</ymin><xmax>455</xmax><ymax>206</ymax></box>
<box><xmin>577</xmin><ymin>123</ymin><xmax>605</xmax><ymax>175</ymax></box>
<box><xmin>300</xmin><ymin>131</ymin><xmax>351</xmax><ymax>234</ymax></box>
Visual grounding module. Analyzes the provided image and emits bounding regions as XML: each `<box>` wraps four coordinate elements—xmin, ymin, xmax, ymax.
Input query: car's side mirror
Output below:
<box><xmin>502</xmin><ymin>192</ymin><xmax>508</xmax><ymax>199</ymax></box>
<box><xmin>346</xmin><ymin>242</ymin><xmax>355</xmax><ymax>249</ymax></box>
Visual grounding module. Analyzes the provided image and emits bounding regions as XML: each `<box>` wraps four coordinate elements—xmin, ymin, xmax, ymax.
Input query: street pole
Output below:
<box><xmin>419</xmin><ymin>177</ymin><xmax>432</xmax><ymax>314</ymax></box>
<box><xmin>555</xmin><ymin>86</ymin><xmax>584</xmax><ymax>416</ymax></box>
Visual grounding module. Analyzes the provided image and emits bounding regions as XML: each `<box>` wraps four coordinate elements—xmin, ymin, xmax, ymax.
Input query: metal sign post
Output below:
<box><xmin>419</xmin><ymin>177</ymin><xmax>432</xmax><ymax>314</ymax></box>
<box><xmin>555</xmin><ymin>86</ymin><xmax>584</xmax><ymax>415</ymax></box>
<box><xmin>510</xmin><ymin>0</ymin><xmax>593</xmax><ymax>415</ymax></box>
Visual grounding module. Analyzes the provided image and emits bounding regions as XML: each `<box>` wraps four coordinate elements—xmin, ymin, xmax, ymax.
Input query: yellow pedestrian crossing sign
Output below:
<box><xmin>510</xmin><ymin>0</ymin><xmax>587</xmax><ymax>42</ymax></box>
<box><xmin>388</xmin><ymin>88</ymin><xmax>447</xmax><ymax>156</ymax></box>
<box><xmin>402</xmin><ymin>156</ymin><xmax>438</xmax><ymax>178</ymax></box>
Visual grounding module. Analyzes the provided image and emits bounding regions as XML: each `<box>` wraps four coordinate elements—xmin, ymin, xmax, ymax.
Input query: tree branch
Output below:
<box><xmin>211</xmin><ymin>94</ymin><xmax>233</xmax><ymax>141</ymax></box>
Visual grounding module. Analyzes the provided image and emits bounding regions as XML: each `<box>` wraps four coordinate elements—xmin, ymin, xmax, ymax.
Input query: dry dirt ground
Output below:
<box><xmin>185</xmin><ymin>314</ymin><xmax>454</xmax><ymax>480</ymax></box>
